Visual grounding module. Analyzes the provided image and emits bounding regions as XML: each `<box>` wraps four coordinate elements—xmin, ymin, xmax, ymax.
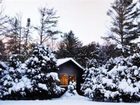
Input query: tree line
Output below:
<box><xmin>0</xmin><ymin>0</ymin><xmax>139</xmax><ymax>67</ymax></box>
<box><xmin>56</xmin><ymin>0</ymin><xmax>140</xmax><ymax>68</ymax></box>
<box><xmin>0</xmin><ymin>5</ymin><xmax>60</xmax><ymax>62</ymax></box>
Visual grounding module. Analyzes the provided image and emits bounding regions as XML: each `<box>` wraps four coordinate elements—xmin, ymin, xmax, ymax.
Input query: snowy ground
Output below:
<box><xmin>0</xmin><ymin>92</ymin><xmax>140</xmax><ymax>105</ymax></box>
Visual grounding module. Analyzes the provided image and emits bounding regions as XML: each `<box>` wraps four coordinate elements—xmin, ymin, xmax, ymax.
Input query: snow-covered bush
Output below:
<box><xmin>0</xmin><ymin>61</ymin><xmax>8</xmax><ymax>98</ymax></box>
<box><xmin>82</xmin><ymin>53</ymin><xmax>140</xmax><ymax>102</ymax></box>
<box><xmin>9</xmin><ymin>54</ymin><xmax>22</xmax><ymax>69</ymax></box>
<box><xmin>107</xmin><ymin>54</ymin><xmax>140</xmax><ymax>102</ymax></box>
<box><xmin>25</xmin><ymin>45</ymin><xmax>64</xmax><ymax>99</ymax></box>
<box><xmin>86</xmin><ymin>59</ymin><xmax>99</xmax><ymax>68</ymax></box>
<box><xmin>81</xmin><ymin>67</ymin><xmax>107</xmax><ymax>101</ymax></box>
<box><xmin>0</xmin><ymin>59</ymin><xmax>31</xmax><ymax>99</ymax></box>
<box><xmin>67</xmin><ymin>81</ymin><xmax>76</xmax><ymax>95</ymax></box>
<box><xmin>0</xmin><ymin>45</ymin><xmax>64</xmax><ymax>100</ymax></box>
<box><xmin>63</xmin><ymin>81</ymin><xmax>77</xmax><ymax>97</ymax></box>
<box><xmin>0</xmin><ymin>56</ymin><xmax>23</xmax><ymax>99</ymax></box>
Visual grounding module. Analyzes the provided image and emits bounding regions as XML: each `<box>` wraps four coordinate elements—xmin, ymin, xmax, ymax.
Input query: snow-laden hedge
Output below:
<box><xmin>0</xmin><ymin>45</ymin><xmax>64</xmax><ymax>100</ymax></box>
<box><xmin>81</xmin><ymin>53</ymin><xmax>140</xmax><ymax>102</ymax></box>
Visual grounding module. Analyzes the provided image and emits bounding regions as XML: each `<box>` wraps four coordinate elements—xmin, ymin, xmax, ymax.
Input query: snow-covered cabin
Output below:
<box><xmin>57</xmin><ymin>58</ymin><xmax>84</xmax><ymax>94</ymax></box>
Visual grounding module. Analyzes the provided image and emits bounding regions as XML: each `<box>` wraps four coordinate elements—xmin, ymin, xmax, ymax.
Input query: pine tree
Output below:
<box><xmin>79</xmin><ymin>42</ymin><xmax>101</xmax><ymax>67</ymax></box>
<box><xmin>82</xmin><ymin>55</ymin><xmax>140</xmax><ymax>102</ymax></box>
<box><xmin>100</xmin><ymin>43</ymin><xmax>122</xmax><ymax>63</ymax></box>
<box><xmin>0</xmin><ymin>5</ymin><xmax>9</xmax><ymax>35</ymax></box>
<box><xmin>0</xmin><ymin>45</ymin><xmax>64</xmax><ymax>99</ymax></box>
<box><xmin>0</xmin><ymin>55</ymin><xmax>29</xmax><ymax>99</ymax></box>
<box><xmin>81</xmin><ymin>66</ymin><xmax>106</xmax><ymax>101</ymax></box>
<box><xmin>105</xmin><ymin>0</ymin><xmax>140</xmax><ymax>56</ymax></box>
<box><xmin>25</xmin><ymin>45</ymin><xmax>63</xmax><ymax>99</ymax></box>
<box><xmin>77</xmin><ymin>42</ymin><xmax>106</xmax><ymax>67</ymax></box>
<box><xmin>35</xmin><ymin>7</ymin><xmax>60</xmax><ymax>45</ymax></box>
<box><xmin>56</xmin><ymin>31</ymin><xmax>82</xmax><ymax>63</ymax></box>
<box><xmin>106</xmin><ymin>55</ymin><xmax>140</xmax><ymax>102</ymax></box>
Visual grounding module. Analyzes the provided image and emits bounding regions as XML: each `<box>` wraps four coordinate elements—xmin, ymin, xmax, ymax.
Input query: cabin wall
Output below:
<box><xmin>58</xmin><ymin>61</ymin><xmax>79</xmax><ymax>77</ymax></box>
<box><xmin>57</xmin><ymin>61</ymin><xmax>84</xmax><ymax>95</ymax></box>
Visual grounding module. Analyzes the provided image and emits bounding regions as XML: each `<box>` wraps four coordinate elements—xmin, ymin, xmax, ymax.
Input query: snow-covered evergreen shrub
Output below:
<box><xmin>9</xmin><ymin>54</ymin><xmax>21</xmax><ymax>69</ymax></box>
<box><xmin>107</xmin><ymin>55</ymin><xmax>140</xmax><ymax>102</ymax></box>
<box><xmin>0</xmin><ymin>55</ymin><xmax>31</xmax><ymax>99</ymax></box>
<box><xmin>25</xmin><ymin>45</ymin><xmax>64</xmax><ymax>99</ymax></box>
<box><xmin>0</xmin><ymin>45</ymin><xmax>64</xmax><ymax>100</ymax></box>
<box><xmin>0</xmin><ymin>61</ymin><xmax>8</xmax><ymax>98</ymax></box>
<box><xmin>63</xmin><ymin>81</ymin><xmax>77</xmax><ymax>97</ymax></box>
<box><xmin>86</xmin><ymin>59</ymin><xmax>98</xmax><ymax>68</ymax></box>
<box><xmin>82</xmin><ymin>54</ymin><xmax>140</xmax><ymax>102</ymax></box>
<box><xmin>67</xmin><ymin>81</ymin><xmax>76</xmax><ymax>95</ymax></box>
<box><xmin>81</xmin><ymin>67</ymin><xmax>106</xmax><ymax>101</ymax></box>
<box><xmin>130</xmin><ymin>53</ymin><xmax>140</xmax><ymax>67</ymax></box>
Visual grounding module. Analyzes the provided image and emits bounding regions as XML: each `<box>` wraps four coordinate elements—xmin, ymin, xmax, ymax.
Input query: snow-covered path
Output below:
<box><xmin>0</xmin><ymin>93</ymin><xmax>140</xmax><ymax>105</ymax></box>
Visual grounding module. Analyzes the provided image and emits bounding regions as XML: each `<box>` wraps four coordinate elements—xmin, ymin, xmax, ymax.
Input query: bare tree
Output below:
<box><xmin>25</xmin><ymin>18</ymin><xmax>31</xmax><ymax>48</ymax></box>
<box><xmin>7</xmin><ymin>15</ymin><xmax>23</xmax><ymax>54</ymax></box>
<box><xmin>0</xmin><ymin>4</ymin><xmax>10</xmax><ymax>36</ymax></box>
<box><xmin>35</xmin><ymin>7</ymin><xmax>60</xmax><ymax>45</ymax></box>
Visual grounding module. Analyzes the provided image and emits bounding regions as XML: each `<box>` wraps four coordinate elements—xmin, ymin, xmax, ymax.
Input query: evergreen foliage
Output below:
<box><xmin>81</xmin><ymin>54</ymin><xmax>140</xmax><ymax>102</ymax></box>
<box><xmin>104</xmin><ymin>0</ymin><xmax>140</xmax><ymax>56</ymax></box>
<box><xmin>0</xmin><ymin>45</ymin><xmax>64</xmax><ymax>100</ymax></box>
<box><xmin>56</xmin><ymin>30</ymin><xmax>82</xmax><ymax>59</ymax></box>
<box><xmin>25</xmin><ymin>45</ymin><xmax>64</xmax><ymax>99</ymax></box>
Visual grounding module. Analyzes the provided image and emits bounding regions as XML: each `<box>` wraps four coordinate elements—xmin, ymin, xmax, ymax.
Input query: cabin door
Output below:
<box><xmin>60</xmin><ymin>73</ymin><xmax>68</xmax><ymax>86</ymax></box>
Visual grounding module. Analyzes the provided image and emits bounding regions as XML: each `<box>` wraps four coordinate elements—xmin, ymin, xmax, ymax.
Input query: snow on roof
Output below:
<box><xmin>57</xmin><ymin>58</ymin><xmax>84</xmax><ymax>70</ymax></box>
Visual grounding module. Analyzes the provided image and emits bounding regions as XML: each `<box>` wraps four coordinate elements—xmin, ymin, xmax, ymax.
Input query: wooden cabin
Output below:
<box><xmin>57</xmin><ymin>58</ymin><xmax>84</xmax><ymax>95</ymax></box>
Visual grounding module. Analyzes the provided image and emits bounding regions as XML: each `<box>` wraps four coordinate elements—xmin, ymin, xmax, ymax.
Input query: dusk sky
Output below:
<box><xmin>2</xmin><ymin>0</ymin><xmax>114</xmax><ymax>44</ymax></box>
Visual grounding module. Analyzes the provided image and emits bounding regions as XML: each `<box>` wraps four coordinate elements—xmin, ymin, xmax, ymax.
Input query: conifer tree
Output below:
<box><xmin>25</xmin><ymin>45</ymin><xmax>63</xmax><ymax>99</ymax></box>
<box><xmin>105</xmin><ymin>0</ymin><xmax>140</xmax><ymax>56</ymax></box>
<box><xmin>56</xmin><ymin>31</ymin><xmax>82</xmax><ymax>62</ymax></box>
<box><xmin>35</xmin><ymin>7</ymin><xmax>60</xmax><ymax>45</ymax></box>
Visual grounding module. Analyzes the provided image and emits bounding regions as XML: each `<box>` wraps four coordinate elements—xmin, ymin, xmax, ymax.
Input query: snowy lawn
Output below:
<box><xmin>0</xmin><ymin>93</ymin><xmax>140</xmax><ymax>105</ymax></box>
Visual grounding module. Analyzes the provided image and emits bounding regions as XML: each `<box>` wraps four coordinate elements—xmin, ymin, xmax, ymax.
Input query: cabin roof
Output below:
<box><xmin>56</xmin><ymin>58</ymin><xmax>84</xmax><ymax>70</ymax></box>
